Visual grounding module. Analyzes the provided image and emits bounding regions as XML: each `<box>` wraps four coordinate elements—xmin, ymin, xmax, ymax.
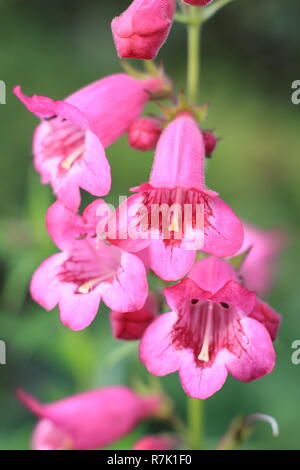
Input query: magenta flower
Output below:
<box><xmin>13</xmin><ymin>74</ymin><xmax>164</xmax><ymax>210</ymax></box>
<box><xmin>109</xmin><ymin>114</ymin><xmax>243</xmax><ymax>281</ymax></box>
<box><xmin>128</xmin><ymin>117</ymin><xmax>162</xmax><ymax>151</ymax></box>
<box><xmin>140</xmin><ymin>256</ymin><xmax>280</xmax><ymax>399</ymax></box>
<box><xmin>30</xmin><ymin>199</ymin><xmax>148</xmax><ymax>331</ymax></box>
<box><xmin>112</xmin><ymin>0</ymin><xmax>176</xmax><ymax>60</ymax></box>
<box><xmin>237</xmin><ymin>223</ymin><xmax>287</xmax><ymax>295</ymax></box>
<box><xmin>17</xmin><ymin>387</ymin><xmax>161</xmax><ymax>450</ymax></box>
<box><xmin>132</xmin><ymin>435</ymin><xmax>177</xmax><ymax>450</ymax></box>
<box><xmin>110</xmin><ymin>294</ymin><xmax>158</xmax><ymax>340</ymax></box>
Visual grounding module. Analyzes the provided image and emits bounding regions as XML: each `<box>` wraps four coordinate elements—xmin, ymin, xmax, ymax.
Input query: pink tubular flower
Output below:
<box><xmin>133</xmin><ymin>435</ymin><xmax>177</xmax><ymax>450</ymax></box>
<box><xmin>13</xmin><ymin>74</ymin><xmax>165</xmax><ymax>210</ymax></box>
<box><xmin>112</xmin><ymin>0</ymin><xmax>176</xmax><ymax>60</ymax></box>
<box><xmin>110</xmin><ymin>294</ymin><xmax>158</xmax><ymax>340</ymax></box>
<box><xmin>237</xmin><ymin>223</ymin><xmax>287</xmax><ymax>295</ymax></box>
<box><xmin>30</xmin><ymin>199</ymin><xmax>148</xmax><ymax>331</ymax></box>
<box><xmin>140</xmin><ymin>256</ymin><xmax>280</xmax><ymax>399</ymax></box>
<box><xmin>128</xmin><ymin>117</ymin><xmax>162</xmax><ymax>151</ymax></box>
<box><xmin>182</xmin><ymin>0</ymin><xmax>213</xmax><ymax>5</ymax></box>
<box><xmin>108</xmin><ymin>114</ymin><xmax>243</xmax><ymax>281</ymax></box>
<box><xmin>17</xmin><ymin>387</ymin><xmax>161</xmax><ymax>450</ymax></box>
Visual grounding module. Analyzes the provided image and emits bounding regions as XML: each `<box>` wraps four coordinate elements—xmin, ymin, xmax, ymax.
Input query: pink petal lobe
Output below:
<box><xmin>99</xmin><ymin>251</ymin><xmax>148</xmax><ymax>312</ymax></box>
<box><xmin>226</xmin><ymin>317</ymin><xmax>276</xmax><ymax>382</ymax></box>
<box><xmin>80</xmin><ymin>130</ymin><xmax>111</xmax><ymax>197</ymax></box>
<box><xmin>249</xmin><ymin>300</ymin><xmax>281</xmax><ymax>341</ymax></box>
<box><xmin>179</xmin><ymin>349</ymin><xmax>229</xmax><ymax>399</ymax></box>
<box><xmin>202</xmin><ymin>196</ymin><xmax>244</xmax><ymax>257</ymax></box>
<box><xmin>188</xmin><ymin>256</ymin><xmax>237</xmax><ymax>293</ymax></box>
<box><xmin>30</xmin><ymin>253</ymin><xmax>67</xmax><ymax>311</ymax></box>
<box><xmin>139</xmin><ymin>312</ymin><xmax>183</xmax><ymax>376</ymax></box>
<box><xmin>149</xmin><ymin>239</ymin><xmax>196</xmax><ymax>281</ymax></box>
<box><xmin>59</xmin><ymin>283</ymin><xmax>101</xmax><ymax>331</ymax></box>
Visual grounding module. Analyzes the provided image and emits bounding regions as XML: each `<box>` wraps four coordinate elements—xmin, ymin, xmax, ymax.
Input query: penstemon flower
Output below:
<box><xmin>107</xmin><ymin>113</ymin><xmax>244</xmax><ymax>281</ymax></box>
<box><xmin>17</xmin><ymin>387</ymin><xmax>162</xmax><ymax>450</ymax></box>
<box><xmin>112</xmin><ymin>0</ymin><xmax>176</xmax><ymax>60</ymax></box>
<box><xmin>140</xmin><ymin>256</ymin><xmax>280</xmax><ymax>399</ymax></box>
<box><xmin>30</xmin><ymin>199</ymin><xmax>148</xmax><ymax>330</ymax></box>
<box><xmin>13</xmin><ymin>74</ymin><xmax>166</xmax><ymax>210</ymax></box>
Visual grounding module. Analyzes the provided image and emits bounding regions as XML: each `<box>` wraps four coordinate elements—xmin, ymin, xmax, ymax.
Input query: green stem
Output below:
<box><xmin>187</xmin><ymin>397</ymin><xmax>204</xmax><ymax>450</ymax></box>
<box><xmin>187</xmin><ymin>7</ymin><xmax>202</xmax><ymax>104</ymax></box>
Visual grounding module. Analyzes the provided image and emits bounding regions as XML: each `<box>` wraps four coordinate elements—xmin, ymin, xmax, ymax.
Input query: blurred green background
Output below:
<box><xmin>0</xmin><ymin>0</ymin><xmax>300</xmax><ymax>450</ymax></box>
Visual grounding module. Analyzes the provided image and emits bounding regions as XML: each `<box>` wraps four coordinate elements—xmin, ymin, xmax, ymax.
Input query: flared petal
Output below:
<box><xmin>58</xmin><ymin>283</ymin><xmax>101</xmax><ymax>331</ymax></box>
<box><xmin>80</xmin><ymin>130</ymin><xmax>111</xmax><ymax>197</ymax></box>
<box><xmin>249</xmin><ymin>300</ymin><xmax>281</xmax><ymax>341</ymax></box>
<box><xmin>13</xmin><ymin>86</ymin><xmax>89</xmax><ymax>128</ymax></box>
<box><xmin>139</xmin><ymin>312</ymin><xmax>184</xmax><ymax>376</ymax></box>
<box><xmin>99</xmin><ymin>251</ymin><xmax>148</xmax><ymax>312</ymax></box>
<box><xmin>179</xmin><ymin>349</ymin><xmax>229</xmax><ymax>399</ymax></box>
<box><xmin>226</xmin><ymin>317</ymin><xmax>276</xmax><ymax>382</ymax></box>
<box><xmin>30</xmin><ymin>253</ymin><xmax>67</xmax><ymax>311</ymax></box>
<box><xmin>149</xmin><ymin>239</ymin><xmax>196</xmax><ymax>281</ymax></box>
<box><xmin>202</xmin><ymin>195</ymin><xmax>244</xmax><ymax>257</ymax></box>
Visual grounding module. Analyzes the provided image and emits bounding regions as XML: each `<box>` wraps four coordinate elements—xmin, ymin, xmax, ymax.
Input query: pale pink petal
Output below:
<box><xmin>99</xmin><ymin>251</ymin><xmax>148</xmax><ymax>312</ymax></box>
<box><xmin>30</xmin><ymin>253</ymin><xmax>67</xmax><ymax>310</ymax></box>
<box><xmin>32</xmin><ymin>419</ymin><xmax>73</xmax><ymax>450</ymax></box>
<box><xmin>178</xmin><ymin>349</ymin><xmax>229</xmax><ymax>399</ymax></box>
<box><xmin>54</xmin><ymin>161</ymin><xmax>82</xmax><ymax>211</ymax></box>
<box><xmin>226</xmin><ymin>317</ymin><xmax>276</xmax><ymax>382</ymax></box>
<box><xmin>46</xmin><ymin>200</ymin><xmax>84</xmax><ymax>251</ymax></box>
<box><xmin>139</xmin><ymin>312</ymin><xmax>183</xmax><ymax>376</ymax></box>
<box><xmin>203</xmin><ymin>196</ymin><xmax>244</xmax><ymax>257</ymax></box>
<box><xmin>149</xmin><ymin>239</ymin><xmax>196</xmax><ymax>281</ymax></box>
<box><xmin>58</xmin><ymin>283</ymin><xmax>101</xmax><ymax>331</ymax></box>
<box><xmin>80</xmin><ymin>130</ymin><xmax>111</xmax><ymax>197</ymax></box>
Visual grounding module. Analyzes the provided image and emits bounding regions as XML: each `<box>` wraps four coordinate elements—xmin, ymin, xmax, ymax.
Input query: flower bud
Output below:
<box><xmin>111</xmin><ymin>0</ymin><xmax>176</xmax><ymax>60</ymax></box>
<box><xmin>128</xmin><ymin>117</ymin><xmax>162</xmax><ymax>151</ymax></box>
<box><xmin>202</xmin><ymin>129</ymin><xmax>217</xmax><ymax>157</ymax></box>
<box><xmin>110</xmin><ymin>295</ymin><xmax>158</xmax><ymax>340</ymax></box>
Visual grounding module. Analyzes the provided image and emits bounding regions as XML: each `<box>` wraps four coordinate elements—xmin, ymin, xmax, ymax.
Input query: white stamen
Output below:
<box><xmin>61</xmin><ymin>145</ymin><xmax>85</xmax><ymax>170</ymax></box>
<box><xmin>198</xmin><ymin>302</ymin><xmax>213</xmax><ymax>362</ymax></box>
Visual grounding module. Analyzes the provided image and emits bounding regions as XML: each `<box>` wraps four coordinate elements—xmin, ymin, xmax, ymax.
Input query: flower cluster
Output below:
<box><xmin>15</xmin><ymin>0</ymin><xmax>284</xmax><ymax>450</ymax></box>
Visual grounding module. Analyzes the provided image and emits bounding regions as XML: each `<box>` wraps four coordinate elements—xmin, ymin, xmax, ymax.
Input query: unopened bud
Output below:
<box><xmin>202</xmin><ymin>129</ymin><xmax>217</xmax><ymax>157</ymax></box>
<box><xmin>110</xmin><ymin>294</ymin><xmax>158</xmax><ymax>340</ymax></box>
<box><xmin>128</xmin><ymin>117</ymin><xmax>162</xmax><ymax>152</ymax></box>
